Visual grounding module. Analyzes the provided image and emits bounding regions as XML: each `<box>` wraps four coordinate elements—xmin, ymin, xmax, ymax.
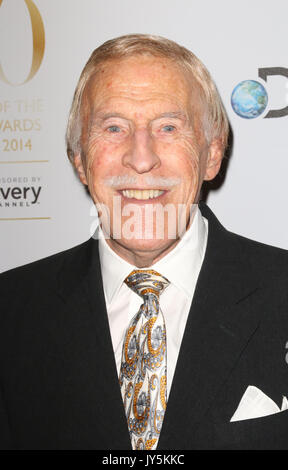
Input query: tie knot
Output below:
<box><xmin>124</xmin><ymin>269</ymin><xmax>170</xmax><ymax>298</ymax></box>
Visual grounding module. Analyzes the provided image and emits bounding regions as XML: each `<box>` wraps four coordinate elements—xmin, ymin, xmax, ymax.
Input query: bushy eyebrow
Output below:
<box><xmin>94</xmin><ymin>112</ymin><xmax>127</xmax><ymax>121</ymax></box>
<box><xmin>154</xmin><ymin>111</ymin><xmax>187</xmax><ymax>121</ymax></box>
<box><xmin>93</xmin><ymin>111</ymin><xmax>187</xmax><ymax>122</ymax></box>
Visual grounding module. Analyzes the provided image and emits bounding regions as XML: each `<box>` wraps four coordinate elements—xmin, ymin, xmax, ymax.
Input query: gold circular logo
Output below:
<box><xmin>0</xmin><ymin>0</ymin><xmax>45</xmax><ymax>85</ymax></box>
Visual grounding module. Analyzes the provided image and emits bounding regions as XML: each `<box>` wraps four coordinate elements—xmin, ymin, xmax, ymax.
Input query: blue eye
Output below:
<box><xmin>162</xmin><ymin>125</ymin><xmax>175</xmax><ymax>132</ymax></box>
<box><xmin>107</xmin><ymin>126</ymin><xmax>121</xmax><ymax>133</ymax></box>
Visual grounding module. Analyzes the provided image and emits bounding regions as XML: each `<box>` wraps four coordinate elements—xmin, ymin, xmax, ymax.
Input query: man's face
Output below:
<box><xmin>75</xmin><ymin>55</ymin><xmax>222</xmax><ymax>265</ymax></box>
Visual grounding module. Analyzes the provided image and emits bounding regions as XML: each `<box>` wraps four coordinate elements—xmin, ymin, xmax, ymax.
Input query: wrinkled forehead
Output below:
<box><xmin>81</xmin><ymin>56</ymin><xmax>205</xmax><ymax>123</ymax></box>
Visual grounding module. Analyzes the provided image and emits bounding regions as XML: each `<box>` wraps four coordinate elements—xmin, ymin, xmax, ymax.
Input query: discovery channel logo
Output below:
<box><xmin>231</xmin><ymin>67</ymin><xmax>288</xmax><ymax>119</ymax></box>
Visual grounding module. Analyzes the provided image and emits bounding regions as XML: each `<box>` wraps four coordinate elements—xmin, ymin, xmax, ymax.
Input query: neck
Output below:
<box><xmin>105</xmin><ymin>237</ymin><xmax>182</xmax><ymax>268</ymax></box>
<box><xmin>103</xmin><ymin>209</ymin><xmax>197</xmax><ymax>267</ymax></box>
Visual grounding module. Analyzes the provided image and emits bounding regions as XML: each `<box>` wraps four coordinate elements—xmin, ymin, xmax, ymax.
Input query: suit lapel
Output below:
<box><xmin>56</xmin><ymin>239</ymin><xmax>131</xmax><ymax>449</ymax></box>
<box><xmin>158</xmin><ymin>202</ymin><xmax>265</xmax><ymax>449</ymax></box>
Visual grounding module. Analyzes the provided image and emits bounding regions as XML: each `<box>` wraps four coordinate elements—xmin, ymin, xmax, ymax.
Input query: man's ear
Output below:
<box><xmin>74</xmin><ymin>154</ymin><xmax>88</xmax><ymax>185</ymax></box>
<box><xmin>204</xmin><ymin>139</ymin><xmax>224</xmax><ymax>181</ymax></box>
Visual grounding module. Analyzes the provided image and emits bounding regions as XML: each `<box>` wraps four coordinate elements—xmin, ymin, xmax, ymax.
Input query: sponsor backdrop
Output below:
<box><xmin>1</xmin><ymin>0</ymin><xmax>287</xmax><ymax>272</ymax></box>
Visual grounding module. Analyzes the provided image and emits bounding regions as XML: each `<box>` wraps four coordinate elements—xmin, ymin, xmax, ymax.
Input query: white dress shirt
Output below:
<box><xmin>98</xmin><ymin>207</ymin><xmax>208</xmax><ymax>397</ymax></box>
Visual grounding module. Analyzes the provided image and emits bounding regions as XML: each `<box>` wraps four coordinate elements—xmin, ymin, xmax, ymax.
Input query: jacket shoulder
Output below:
<box><xmin>0</xmin><ymin>238</ymin><xmax>94</xmax><ymax>290</ymax></box>
<box><xmin>226</xmin><ymin>229</ymin><xmax>288</xmax><ymax>281</ymax></box>
<box><xmin>200</xmin><ymin>201</ymin><xmax>288</xmax><ymax>279</ymax></box>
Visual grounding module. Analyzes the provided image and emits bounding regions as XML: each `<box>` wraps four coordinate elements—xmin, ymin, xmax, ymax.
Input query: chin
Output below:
<box><xmin>114</xmin><ymin>236</ymin><xmax>179</xmax><ymax>262</ymax></box>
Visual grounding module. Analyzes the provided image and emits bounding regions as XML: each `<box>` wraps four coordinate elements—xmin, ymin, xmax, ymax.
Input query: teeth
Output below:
<box><xmin>121</xmin><ymin>189</ymin><xmax>164</xmax><ymax>200</ymax></box>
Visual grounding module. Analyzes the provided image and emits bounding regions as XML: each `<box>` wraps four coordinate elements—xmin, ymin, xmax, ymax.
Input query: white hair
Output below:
<box><xmin>66</xmin><ymin>34</ymin><xmax>229</xmax><ymax>162</ymax></box>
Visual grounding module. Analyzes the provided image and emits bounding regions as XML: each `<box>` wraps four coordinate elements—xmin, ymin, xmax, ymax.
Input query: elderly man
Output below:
<box><xmin>1</xmin><ymin>35</ymin><xmax>288</xmax><ymax>450</ymax></box>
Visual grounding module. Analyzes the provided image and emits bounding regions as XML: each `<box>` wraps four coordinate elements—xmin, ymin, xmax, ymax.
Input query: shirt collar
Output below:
<box><xmin>98</xmin><ymin>227</ymin><xmax>136</xmax><ymax>305</ymax></box>
<box><xmin>98</xmin><ymin>206</ymin><xmax>208</xmax><ymax>304</ymax></box>
<box><xmin>152</xmin><ymin>207</ymin><xmax>208</xmax><ymax>298</ymax></box>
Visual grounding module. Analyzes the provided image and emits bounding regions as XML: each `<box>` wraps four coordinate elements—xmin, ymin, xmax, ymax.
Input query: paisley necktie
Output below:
<box><xmin>119</xmin><ymin>269</ymin><xmax>170</xmax><ymax>450</ymax></box>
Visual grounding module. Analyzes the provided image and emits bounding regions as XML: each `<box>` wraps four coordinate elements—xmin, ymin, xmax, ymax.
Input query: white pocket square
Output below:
<box><xmin>230</xmin><ymin>385</ymin><xmax>288</xmax><ymax>422</ymax></box>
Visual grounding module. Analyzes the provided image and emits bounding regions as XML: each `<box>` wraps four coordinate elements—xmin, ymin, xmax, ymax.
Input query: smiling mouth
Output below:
<box><xmin>119</xmin><ymin>189</ymin><xmax>166</xmax><ymax>200</ymax></box>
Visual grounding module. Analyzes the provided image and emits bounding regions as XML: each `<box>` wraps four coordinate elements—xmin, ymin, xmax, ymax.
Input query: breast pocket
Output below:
<box><xmin>215</xmin><ymin>409</ymin><xmax>288</xmax><ymax>449</ymax></box>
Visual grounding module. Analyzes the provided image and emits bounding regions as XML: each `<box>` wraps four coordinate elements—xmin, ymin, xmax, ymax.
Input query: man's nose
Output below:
<box><xmin>122</xmin><ymin>129</ymin><xmax>160</xmax><ymax>173</ymax></box>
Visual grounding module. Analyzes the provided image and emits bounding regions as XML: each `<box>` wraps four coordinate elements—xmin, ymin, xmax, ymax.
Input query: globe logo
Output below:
<box><xmin>231</xmin><ymin>80</ymin><xmax>268</xmax><ymax>119</ymax></box>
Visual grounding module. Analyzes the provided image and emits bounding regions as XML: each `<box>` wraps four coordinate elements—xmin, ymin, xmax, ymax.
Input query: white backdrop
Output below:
<box><xmin>1</xmin><ymin>0</ymin><xmax>287</xmax><ymax>273</ymax></box>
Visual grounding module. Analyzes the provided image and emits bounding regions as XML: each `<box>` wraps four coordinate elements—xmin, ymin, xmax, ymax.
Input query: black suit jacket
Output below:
<box><xmin>1</xmin><ymin>202</ymin><xmax>288</xmax><ymax>450</ymax></box>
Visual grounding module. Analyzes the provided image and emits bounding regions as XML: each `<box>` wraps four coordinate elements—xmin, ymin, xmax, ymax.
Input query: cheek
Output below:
<box><xmin>178</xmin><ymin>131</ymin><xmax>209</xmax><ymax>181</ymax></box>
<box><xmin>86</xmin><ymin>141</ymin><xmax>125</xmax><ymax>200</ymax></box>
<box><xmin>87</xmin><ymin>139</ymin><xmax>121</xmax><ymax>178</ymax></box>
<box><xmin>166</xmin><ymin>139</ymin><xmax>202</xmax><ymax>178</ymax></box>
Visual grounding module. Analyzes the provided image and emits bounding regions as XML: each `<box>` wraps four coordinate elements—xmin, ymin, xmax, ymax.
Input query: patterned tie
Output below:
<box><xmin>119</xmin><ymin>269</ymin><xmax>170</xmax><ymax>450</ymax></box>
